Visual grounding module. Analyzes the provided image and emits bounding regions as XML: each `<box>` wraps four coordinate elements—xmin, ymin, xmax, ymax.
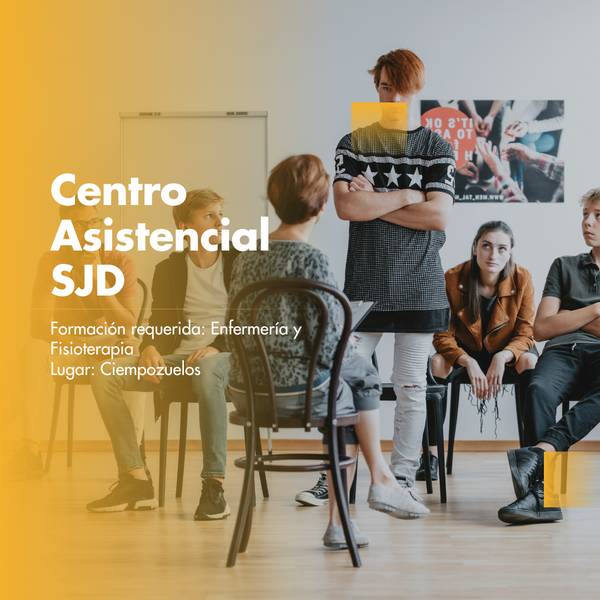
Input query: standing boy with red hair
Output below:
<box><xmin>299</xmin><ymin>50</ymin><xmax>455</xmax><ymax>511</ymax></box>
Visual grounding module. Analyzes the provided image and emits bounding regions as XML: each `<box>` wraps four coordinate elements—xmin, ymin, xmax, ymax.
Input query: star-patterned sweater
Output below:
<box><xmin>334</xmin><ymin>122</ymin><xmax>455</xmax><ymax>332</ymax></box>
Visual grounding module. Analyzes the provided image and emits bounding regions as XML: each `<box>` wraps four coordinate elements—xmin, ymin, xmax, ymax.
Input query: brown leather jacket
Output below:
<box><xmin>433</xmin><ymin>260</ymin><xmax>536</xmax><ymax>366</ymax></box>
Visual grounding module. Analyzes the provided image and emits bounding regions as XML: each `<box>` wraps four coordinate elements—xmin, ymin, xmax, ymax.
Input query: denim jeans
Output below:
<box><xmin>91</xmin><ymin>352</ymin><xmax>230</xmax><ymax>478</ymax></box>
<box><xmin>524</xmin><ymin>343</ymin><xmax>600</xmax><ymax>451</ymax></box>
<box><xmin>354</xmin><ymin>331</ymin><xmax>433</xmax><ymax>483</ymax></box>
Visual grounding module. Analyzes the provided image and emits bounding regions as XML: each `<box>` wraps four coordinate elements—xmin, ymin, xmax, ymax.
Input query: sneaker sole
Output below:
<box><xmin>130</xmin><ymin>498</ymin><xmax>158</xmax><ymax>511</ymax></box>
<box><xmin>498</xmin><ymin>508</ymin><xmax>563</xmax><ymax>525</ymax></box>
<box><xmin>194</xmin><ymin>504</ymin><xmax>231</xmax><ymax>521</ymax></box>
<box><xmin>295</xmin><ymin>492</ymin><xmax>328</xmax><ymax>506</ymax></box>
<box><xmin>87</xmin><ymin>498</ymin><xmax>158</xmax><ymax>513</ymax></box>
<box><xmin>368</xmin><ymin>500</ymin><xmax>428</xmax><ymax>520</ymax></box>
<box><xmin>507</xmin><ymin>449</ymin><xmax>530</xmax><ymax>499</ymax></box>
<box><xmin>323</xmin><ymin>540</ymin><xmax>369</xmax><ymax>550</ymax></box>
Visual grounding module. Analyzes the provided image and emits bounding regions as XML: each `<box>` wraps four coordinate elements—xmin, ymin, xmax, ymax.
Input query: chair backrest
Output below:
<box><xmin>227</xmin><ymin>278</ymin><xmax>353</xmax><ymax>432</ymax></box>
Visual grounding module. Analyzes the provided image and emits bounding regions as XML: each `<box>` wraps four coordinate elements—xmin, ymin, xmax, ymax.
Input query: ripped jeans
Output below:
<box><xmin>354</xmin><ymin>332</ymin><xmax>433</xmax><ymax>484</ymax></box>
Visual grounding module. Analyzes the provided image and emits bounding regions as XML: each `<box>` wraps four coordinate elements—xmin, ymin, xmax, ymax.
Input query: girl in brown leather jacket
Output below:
<box><xmin>433</xmin><ymin>221</ymin><xmax>538</xmax><ymax>394</ymax></box>
<box><xmin>418</xmin><ymin>221</ymin><xmax>538</xmax><ymax>480</ymax></box>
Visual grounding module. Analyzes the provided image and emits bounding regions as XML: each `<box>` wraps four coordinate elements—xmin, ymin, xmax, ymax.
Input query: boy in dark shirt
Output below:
<box><xmin>498</xmin><ymin>188</ymin><xmax>600</xmax><ymax>524</ymax></box>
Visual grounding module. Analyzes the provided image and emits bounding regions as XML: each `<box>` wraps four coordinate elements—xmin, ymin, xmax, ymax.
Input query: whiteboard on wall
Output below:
<box><xmin>119</xmin><ymin>111</ymin><xmax>268</xmax><ymax>287</ymax></box>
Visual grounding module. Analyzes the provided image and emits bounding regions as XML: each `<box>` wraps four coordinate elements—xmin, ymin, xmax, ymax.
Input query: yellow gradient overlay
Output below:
<box><xmin>544</xmin><ymin>452</ymin><xmax>596</xmax><ymax>508</ymax></box>
<box><xmin>2</xmin><ymin>2</ymin><xmax>261</xmax><ymax>597</ymax></box>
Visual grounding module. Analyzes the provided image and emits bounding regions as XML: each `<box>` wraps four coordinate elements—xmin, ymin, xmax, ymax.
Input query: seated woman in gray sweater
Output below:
<box><xmin>227</xmin><ymin>154</ymin><xmax>430</xmax><ymax>551</ymax></box>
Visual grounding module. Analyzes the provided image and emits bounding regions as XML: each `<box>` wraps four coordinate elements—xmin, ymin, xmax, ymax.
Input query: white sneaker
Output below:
<box><xmin>367</xmin><ymin>482</ymin><xmax>430</xmax><ymax>519</ymax></box>
<box><xmin>323</xmin><ymin>520</ymin><xmax>369</xmax><ymax>550</ymax></box>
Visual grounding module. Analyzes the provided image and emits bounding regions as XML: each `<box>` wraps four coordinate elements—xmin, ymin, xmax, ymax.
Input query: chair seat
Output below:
<box><xmin>228</xmin><ymin>410</ymin><xmax>358</xmax><ymax>429</ymax></box>
<box><xmin>234</xmin><ymin>452</ymin><xmax>356</xmax><ymax>473</ymax></box>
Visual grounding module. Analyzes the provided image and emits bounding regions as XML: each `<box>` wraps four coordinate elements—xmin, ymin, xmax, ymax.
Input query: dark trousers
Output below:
<box><xmin>523</xmin><ymin>343</ymin><xmax>600</xmax><ymax>451</ymax></box>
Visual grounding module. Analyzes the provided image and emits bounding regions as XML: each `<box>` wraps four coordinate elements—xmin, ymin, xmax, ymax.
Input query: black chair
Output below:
<box><xmin>154</xmin><ymin>381</ymin><xmax>195</xmax><ymax>508</ymax></box>
<box><xmin>349</xmin><ymin>358</ymin><xmax>448</xmax><ymax>504</ymax></box>
<box><xmin>153</xmin><ymin>381</ymin><xmax>269</xmax><ymax>508</ymax></box>
<box><xmin>446</xmin><ymin>367</ymin><xmax>526</xmax><ymax>475</ymax></box>
<box><xmin>421</xmin><ymin>365</ymin><xmax>448</xmax><ymax>503</ymax></box>
<box><xmin>45</xmin><ymin>278</ymin><xmax>149</xmax><ymax>472</ymax></box>
<box><xmin>226</xmin><ymin>278</ymin><xmax>361</xmax><ymax>568</ymax></box>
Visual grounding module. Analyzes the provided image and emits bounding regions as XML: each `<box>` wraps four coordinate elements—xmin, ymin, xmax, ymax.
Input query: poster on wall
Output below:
<box><xmin>421</xmin><ymin>100</ymin><xmax>564</xmax><ymax>203</ymax></box>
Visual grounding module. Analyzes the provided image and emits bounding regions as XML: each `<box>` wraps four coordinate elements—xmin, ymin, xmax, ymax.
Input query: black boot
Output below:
<box><xmin>507</xmin><ymin>447</ymin><xmax>544</xmax><ymax>499</ymax></box>
<box><xmin>415</xmin><ymin>453</ymin><xmax>438</xmax><ymax>481</ymax></box>
<box><xmin>498</xmin><ymin>480</ymin><xmax>563</xmax><ymax>525</ymax></box>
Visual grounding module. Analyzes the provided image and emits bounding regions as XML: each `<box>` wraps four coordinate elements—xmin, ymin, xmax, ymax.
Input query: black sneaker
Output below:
<box><xmin>112</xmin><ymin>463</ymin><xmax>152</xmax><ymax>491</ymax></box>
<box><xmin>295</xmin><ymin>473</ymin><xmax>328</xmax><ymax>506</ymax></box>
<box><xmin>87</xmin><ymin>476</ymin><xmax>158</xmax><ymax>512</ymax></box>
<box><xmin>507</xmin><ymin>447</ymin><xmax>544</xmax><ymax>499</ymax></box>
<box><xmin>194</xmin><ymin>478</ymin><xmax>231</xmax><ymax>521</ymax></box>
<box><xmin>415</xmin><ymin>453</ymin><xmax>438</xmax><ymax>481</ymax></box>
<box><xmin>498</xmin><ymin>480</ymin><xmax>563</xmax><ymax>525</ymax></box>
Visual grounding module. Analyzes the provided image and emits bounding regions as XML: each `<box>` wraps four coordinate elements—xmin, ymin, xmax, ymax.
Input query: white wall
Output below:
<box><xmin>35</xmin><ymin>0</ymin><xmax>600</xmax><ymax>443</ymax></box>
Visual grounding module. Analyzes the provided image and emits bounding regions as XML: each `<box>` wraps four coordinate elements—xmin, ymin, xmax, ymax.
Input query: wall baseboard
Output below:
<box><xmin>39</xmin><ymin>439</ymin><xmax>600</xmax><ymax>453</ymax></box>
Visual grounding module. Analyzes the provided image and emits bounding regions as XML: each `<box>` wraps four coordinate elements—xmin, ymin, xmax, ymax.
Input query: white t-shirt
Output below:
<box><xmin>174</xmin><ymin>253</ymin><xmax>228</xmax><ymax>355</ymax></box>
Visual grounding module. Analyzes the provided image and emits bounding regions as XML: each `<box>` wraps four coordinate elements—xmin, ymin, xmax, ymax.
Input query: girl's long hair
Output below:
<box><xmin>466</xmin><ymin>221</ymin><xmax>515</xmax><ymax>323</ymax></box>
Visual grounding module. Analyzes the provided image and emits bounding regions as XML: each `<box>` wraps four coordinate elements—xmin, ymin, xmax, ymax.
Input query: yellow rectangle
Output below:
<box><xmin>544</xmin><ymin>452</ymin><xmax>595</xmax><ymax>508</ymax></box>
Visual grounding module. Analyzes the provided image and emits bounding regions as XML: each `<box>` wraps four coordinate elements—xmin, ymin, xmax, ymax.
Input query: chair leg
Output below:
<box><xmin>434</xmin><ymin>397</ymin><xmax>447</xmax><ymax>504</ymax></box>
<box><xmin>227</xmin><ymin>424</ymin><xmax>256</xmax><ymax>566</ymax></box>
<box><xmin>242</xmin><ymin>427</ymin><xmax>257</xmax><ymax>508</ymax></box>
<box><xmin>67</xmin><ymin>383</ymin><xmax>75</xmax><ymax>468</ymax></box>
<box><xmin>336</xmin><ymin>427</ymin><xmax>349</xmax><ymax>499</ymax></box>
<box><xmin>239</xmin><ymin>479</ymin><xmax>255</xmax><ymax>554</ymax></box>
<box><xmin>240</xmin><ymin>425</ymin><xmax>257</xmax><ymax>554</ymax></box>
<box><xmin>176</xmin><ymin>401</ymin><xmax>188</xmax><ymax>499</ymax></box>
<box><xmin>45</xmin><ymin>383</ymin><xmax>63</xmax><ymax>473</ymax></box>
<box><xmin>514</xmin><ymin>382</ymin><xmax>525</xmax><ymax>448</ymax></box>
<box><xmin>255</xmin><ymin>430</ymin><xmax>269</xmax><ymax>499</ymax></box>
<box><xmin>349</xmin><ymin>458</ymin><xmax>358</xmax><ymax>505</ymax></box>
<box><xmin>158</xmin><ymin>403</ymin><xmax>169</xmax><ymax>508</ymax></box>
<box><xmin>422</xmin><ymin>413</ymin><xmax>433</xmax><ymax>495</ymax></box>
<box><xmin>327</xmin><ymin>426</ymin><xmax>360</xmax><ymax>568</ymax></box>
<box><xmin>447</xmin><ymin>382</ymin><xmax>460</xmax><ymax>475</ymax></box>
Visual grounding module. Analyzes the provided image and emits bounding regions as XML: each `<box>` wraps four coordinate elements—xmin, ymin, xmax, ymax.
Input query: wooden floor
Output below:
<box><xmin>8</xmin><ymin>450</ymin><xmax>600</xmax><ymax>599</ymax></box>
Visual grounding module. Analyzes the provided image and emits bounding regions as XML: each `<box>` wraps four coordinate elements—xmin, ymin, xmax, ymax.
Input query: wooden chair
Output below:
<box><xmin>226</xmin><ymin>278</ymin><xmax>361</xmax><ymax>568</ymax></box>
<box><xmin>44</xmin><ymin>278</ymin><xmax>148</xmax><ymax>472</ymax></box>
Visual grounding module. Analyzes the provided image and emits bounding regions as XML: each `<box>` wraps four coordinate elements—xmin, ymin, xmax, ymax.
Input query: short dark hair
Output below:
<box><xmin>267</xmin><ymin>155</ymin><xmax>329</xmax><ymax>224</ymax></box>
<box><xmin>172</xmin><ymin>189</ymin><xmax>224</xmax><ymax>225</ymax></box>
